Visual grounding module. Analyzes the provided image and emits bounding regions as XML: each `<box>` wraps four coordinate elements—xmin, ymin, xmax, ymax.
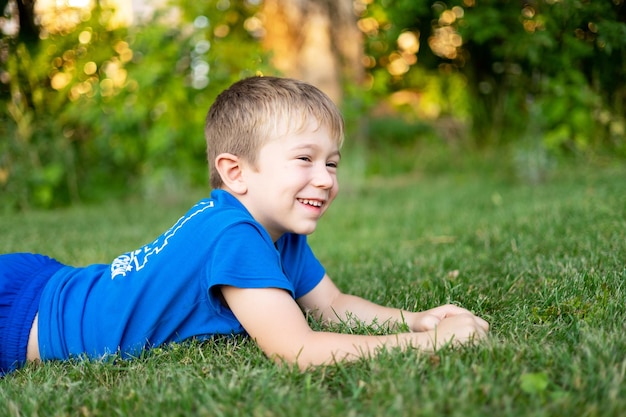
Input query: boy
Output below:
<box><xmin>0</xmin><ymin>76</ymin><xmax>488</xmax><ymax>376</ymax></box>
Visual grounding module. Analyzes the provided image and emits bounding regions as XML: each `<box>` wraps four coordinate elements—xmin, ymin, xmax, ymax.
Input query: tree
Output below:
<box><xmin>361</xmin><ymin>0</ymin><xmax>626</xmax><ymax>151</ymax></box>
<box><xmin>260</xmin><ymin>0</ymin><xmax>364</xmax><ymax>103</ymax></box>
<box><xmin>1</xmin><ymin>0</ymin><xmax>273</xmax><ymax>209</ymax></box>
<box><xmin>0</xmin><ymin>0</ymin><xmax>39</xmax><ymax>44</ymax></box>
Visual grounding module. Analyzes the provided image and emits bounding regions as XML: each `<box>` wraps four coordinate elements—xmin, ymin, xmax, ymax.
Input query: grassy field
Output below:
<box><xmin>1</xmin><ymin>155</ymin><xmax>625</xmax><ymax>416</ymax></box>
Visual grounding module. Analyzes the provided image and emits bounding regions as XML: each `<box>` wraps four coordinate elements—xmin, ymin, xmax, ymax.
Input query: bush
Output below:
<box><xmin>0</xmin><ymin>1</ymin><xmax>269</xmax><ymax>210</ymax></box>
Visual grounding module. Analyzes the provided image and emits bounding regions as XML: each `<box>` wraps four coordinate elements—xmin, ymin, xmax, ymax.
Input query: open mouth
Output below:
<box><xmin>297</xmin><ymin>198</ymin><xmax>323</xmax><ymax>208</ymax></box>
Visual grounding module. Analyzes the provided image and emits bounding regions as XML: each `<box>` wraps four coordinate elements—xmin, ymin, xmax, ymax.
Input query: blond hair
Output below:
<box><xmin>205</xmin><ymin>76</ymin><xmax>345</xmax><ymax>189</ymax></box>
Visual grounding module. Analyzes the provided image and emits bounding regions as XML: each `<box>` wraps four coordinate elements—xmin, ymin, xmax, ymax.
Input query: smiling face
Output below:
<box><xmin>206</xmin><ymin>77</ymin><xmax>344</xmax><ymax>191</ymax></box>
<box><xmin>236</xmin><ymin>119</ymin><xmax>340</xmax><ymax>241</ymax></box>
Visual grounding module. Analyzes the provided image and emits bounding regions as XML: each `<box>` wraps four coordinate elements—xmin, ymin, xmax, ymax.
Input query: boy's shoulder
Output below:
<box><xmin>186</xmin><ymin>189</ymin><xmax>244</xmax><ymax>220</ymax></box>
<box><xmin>180</xmin><ymin>189</ymin><xmax>269</xmax><ymax>239</ymax></box>
<box><xmin>204</xmin><ymin>189</ymin><xmax>255</xmax><ymax>224</ymax></box>
<box><xmin>183</xmin><ymin>190</ymin><xmax>312</xmax><ymax>256</ymax></box>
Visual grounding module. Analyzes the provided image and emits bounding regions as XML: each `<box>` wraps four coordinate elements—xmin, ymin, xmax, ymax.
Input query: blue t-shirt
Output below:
<box><xmin>37</xmin><ymin>190</ymin><xmax>325</xmax><ymax>361</ymax></box>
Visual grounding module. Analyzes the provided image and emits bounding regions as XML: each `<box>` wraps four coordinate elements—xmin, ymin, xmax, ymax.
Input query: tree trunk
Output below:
<box><xmin>15</xmin><ymin>0</ymin><xmax>39</xmax><ymax>45</ymax></box>
<box><xmin>261</xmin><ymin>0</ymin><xmax>364</xmax><ymax>104</ymax></box>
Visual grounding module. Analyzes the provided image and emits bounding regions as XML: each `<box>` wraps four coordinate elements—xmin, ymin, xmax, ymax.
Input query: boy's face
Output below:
<box><xmin>238</xmin><ymin>119</ymin><xmax>341</xmax><ymax>241</ymax></box>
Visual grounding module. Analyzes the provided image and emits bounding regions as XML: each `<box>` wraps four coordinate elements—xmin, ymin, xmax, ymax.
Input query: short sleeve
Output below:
<box><xmin>206</xmin><ymin>222</ymin><xmax>296</xmax><ymax>312</ymax></box>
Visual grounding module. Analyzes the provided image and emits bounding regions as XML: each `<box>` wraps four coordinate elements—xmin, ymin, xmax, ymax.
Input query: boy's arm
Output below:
<box><xmin>297</xmin><ymin>274</ymin><xmax>488</xmax><ymax>333</ymax></box>
<box><xmin>220</xmin><ymin>281</ymin><xmax>488</xmax><ymax>369</ymax></box>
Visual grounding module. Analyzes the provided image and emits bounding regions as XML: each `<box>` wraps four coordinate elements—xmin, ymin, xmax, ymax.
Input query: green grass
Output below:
<box><xmin>1</xmin><ymin>157</ymin><xmax>625</xmax><ymax>416</ymax></box>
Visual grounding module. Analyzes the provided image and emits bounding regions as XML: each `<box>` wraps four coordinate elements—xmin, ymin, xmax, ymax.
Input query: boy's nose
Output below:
<box><xmin>312</xmin><ymin>164</ymin><xmax>335</xmax><ymax>189</ymax></box>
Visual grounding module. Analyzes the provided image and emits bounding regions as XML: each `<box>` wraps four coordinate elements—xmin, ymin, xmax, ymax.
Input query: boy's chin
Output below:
<box><xmin>293</xmin><ymin>225</ymin><xmax>318</xmax><ymax>236</ymax></box>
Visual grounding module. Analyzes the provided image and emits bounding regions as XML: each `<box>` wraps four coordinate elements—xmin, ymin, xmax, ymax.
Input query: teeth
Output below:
<box><xmin>299</xmin><ymin>199</ymin><xmax>322</xmax><ymax>207</ymax></box>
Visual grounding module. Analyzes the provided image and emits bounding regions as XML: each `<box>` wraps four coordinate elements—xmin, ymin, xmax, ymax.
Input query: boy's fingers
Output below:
<box><xmin>475</xmin><ymin>316</ymin><xmax>490</xmax><ymax>332</ymax></box>
<box><xmin>438</xmin><ymin>306</ymin><xmax>489</xmax><ymax>333</ymax></box>
<box><xmin>432</xmin><ymin>304</ymin><xmax>471</xmax><ymax>317</ymax></box>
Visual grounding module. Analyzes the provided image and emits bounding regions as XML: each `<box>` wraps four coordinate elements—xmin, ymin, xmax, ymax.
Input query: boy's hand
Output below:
<box><xmin>424</xmin><ymin>313</ymin><xmax>489</xmax><ymax>348</ymax></box>
<box><xmin>407</xmin><ymin>304</ymin><xmax>489</xmax><ymax>333</ymax></box>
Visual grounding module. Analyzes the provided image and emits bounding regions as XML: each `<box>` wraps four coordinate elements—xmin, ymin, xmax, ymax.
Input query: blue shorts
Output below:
<box><xmin>0</xmin><ymin>253</ymin><xmax>64</xmax><ymax>376</ymax></box>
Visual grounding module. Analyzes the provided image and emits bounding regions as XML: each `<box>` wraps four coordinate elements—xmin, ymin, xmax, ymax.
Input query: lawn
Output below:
<box><xmin>1</xmin><ymin>155</ymin><xmax>625</xmax><ymax>416</ymax></box>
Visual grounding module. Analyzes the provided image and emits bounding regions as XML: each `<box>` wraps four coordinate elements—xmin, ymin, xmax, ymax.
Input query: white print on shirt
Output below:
<box><xmin>110</xmin><ymin>200</ymin><xmax>215</xmax><ymax>280</ymax></box>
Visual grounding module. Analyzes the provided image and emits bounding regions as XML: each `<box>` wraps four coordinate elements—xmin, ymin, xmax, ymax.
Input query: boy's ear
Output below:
<box><xmin>215</xmin><ymin>153</ymin><xmax>247</xmax><ymax>194</ymax></box>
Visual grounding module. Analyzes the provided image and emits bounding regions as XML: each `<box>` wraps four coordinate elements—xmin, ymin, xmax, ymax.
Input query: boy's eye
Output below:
<box><xmin>298</xmin><ymin>156</ymin><xmax>312</xmax><ymax>162</ymax></box>
<box><xmin>326</xmin><ymin>161</ymin><xmax>338</xmax><ymax>168</ymax></box>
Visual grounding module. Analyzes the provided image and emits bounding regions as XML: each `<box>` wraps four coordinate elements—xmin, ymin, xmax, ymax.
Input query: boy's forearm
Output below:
<box><xmin>286</xmin><ymin>314</ymin><xmax>488</xmax><ymax>369</ymax></box>
<box><xmin>319</xmin><ymin>293</ymin><xmax>487</xmax><ymax>334</ymax></box>
<box><xmin>280</xmin><ymin>330</ymin><xmax>433</xmax><ymax>369</ymax></box>
<box><xmin>319</xmin><ymin>292</ymin><xmax>410</xmax><ymax>330</ymax></box>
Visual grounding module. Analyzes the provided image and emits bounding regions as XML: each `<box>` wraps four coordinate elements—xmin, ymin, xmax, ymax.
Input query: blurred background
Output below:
<box><xmin>1</xmin><ymin>0</ymin><xmax>625</xmax><ymax>210</ymax></box>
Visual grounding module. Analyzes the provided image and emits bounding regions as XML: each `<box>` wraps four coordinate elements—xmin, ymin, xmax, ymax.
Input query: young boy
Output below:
<box><xmin>0</xmin><ymin>76</ymin><xmax>488</xmax><ymax>376</ymax></box>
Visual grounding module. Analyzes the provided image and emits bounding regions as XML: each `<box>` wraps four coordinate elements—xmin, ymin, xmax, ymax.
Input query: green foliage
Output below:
<box><xmin>361</xmin><ymin>0</ymin><xmax>626</xmax><ymax>153</ymax></box>
<box><xmin>2</xmin><ymin>0</ymin><xmax>625</xmax><ymax>210</ymax></box>
<box><xmin>1</xmin><ymin>8</ymin><xmax>127</xmax><ymax>209</ymax></box>
<box><xmin>0</xmin><ymin>0</ymin><xmax>269</xmax><ymax>210</ymax></box>
<box><xmin>1</xmin><ymin>162</ymin><xmax>625</xmax><ymax>416</ymax></box>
